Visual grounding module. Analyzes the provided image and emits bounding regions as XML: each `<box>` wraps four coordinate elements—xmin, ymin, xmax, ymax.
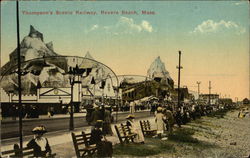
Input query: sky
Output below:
<box><xmin>1</xmin><ymin>0</ymin><xmax>249</xmax><ymax>100</ymax></box>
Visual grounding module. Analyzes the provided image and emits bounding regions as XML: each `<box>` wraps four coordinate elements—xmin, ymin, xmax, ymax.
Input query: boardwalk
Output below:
<box><xmin>1</xmin><ymin>108</ymin><xmax>249</xmax><ymax>158</ymax></box>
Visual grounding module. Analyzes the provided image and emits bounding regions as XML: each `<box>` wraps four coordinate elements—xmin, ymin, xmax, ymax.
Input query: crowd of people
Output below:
<box><xmin>120</xmin><ymin>101</ymin><xmax>149</xmax><ymax>112</ymax></box>
<box><xmin>8</xmin><ymin>104</ymin><xmax>40</xmax><ymax>120</ymax></box>
<box><xmin>139</xmin><ymin>100</ymin><xmax>239</xmax><ymax>139</ymax></box>
<box><xmin>86</xmin><ymin>103</ymin><xmax>114</xmax><ymax>136</ymax></box>
<box><xmin>23</xmin><ymin>100</ymin><xmax>238</xmax><ymax>157</ymax></box>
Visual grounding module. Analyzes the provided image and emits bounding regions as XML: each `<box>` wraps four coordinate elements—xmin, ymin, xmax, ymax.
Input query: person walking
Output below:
<box><xmin>86</xmin><ymin>103</ymin><xmax>94</xmax><ymax>125</ymax></box>
<box><xmin>100</xmin><ymin>103</ymin><xmax>105</xmax><ymax>121</ymax></box>
<box><xmin>9</xmin><ymin>104</ymin><xmax>18</xmax><ymax>120</ymax></box>
<box><xmin>47</xmin><ymin>106</ymin><xmax>54</xmax><ymax>118</ymax></box>
<box><xmin>126</xmin><ymin>114</ymin><xmax>145</xmax><ymax>143</ymax></box>
<box><xmin>163</xmin><ymin>108</ymin><xmax>175</xmax><ymax>136</ymax></box>
<box><xmin>27</xmin><ymin>125</ymin><xmax>53</xmax><ymax>157</ymax></box>
<box><xmin>90</xmin><ymin>103</ymin><xmax>103</xmax><ymax>126</ymax></box>
<box><xmin>125</xmin><ymin>101</ymin><xmax>130</xmax><ymax>111</ymax></box>
<box><xmin>174</xmin><ymin>107</ymin><xmax>182</xmax><ymax>128</ymax></box>
<box><xmin>150</xmin><ymin>102</ymin><xmax>156</xmax><ymax>115</ymax></box>
<box><xmin>21</xmin><ymin>104</ymin><xmax>27</xmax><ymax>118</ymax></box>
<box><xmin>103</xmin><ymin>105</ymin><xmax>113</xmax><ymax>135</ymax></box>
<box><xmin>129</xmin><ymin>101</ymin><xmax>135</xmax><ymax>114</ymax></box>
<box><xmin>155</xmin><ymin>107</ymin><xmax>165</xmax><ymax>137</ymax></box>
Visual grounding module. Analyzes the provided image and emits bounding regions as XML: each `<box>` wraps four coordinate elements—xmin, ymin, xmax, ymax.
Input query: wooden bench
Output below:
<box><xmin>1</xmin><ymin>144</ymin><xmax>56</xmax><ymax>158</ymax></box>
<box><xmin>114</xmin><ymin>123</ymin><xmax>137</xmax><ymax>145</ymax></box>
<box><xmin>140</xmin><ymin>120</ymin><xmax>157</xmax><ymax>137</ymax></box>
<box><xmin>71</xmin><ymin>131</ymin><xmax>97</xmax><ymax>157</ymax></box>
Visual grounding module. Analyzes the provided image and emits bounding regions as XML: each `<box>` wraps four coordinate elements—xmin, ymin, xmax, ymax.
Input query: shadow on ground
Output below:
<box><xmin>112</xmin><ymin>109</ymin><xmax>240</xmax><ymax>157</ymax></box>
<box><xmin>113</xmin><ymin>127</ymin><xmax>217</xmax><ymax>157</ymax></box>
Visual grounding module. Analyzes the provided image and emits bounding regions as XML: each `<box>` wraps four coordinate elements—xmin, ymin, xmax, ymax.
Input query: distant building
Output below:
<box><xmin>171</xmin><ymin>87</ymin><xmax>194</xmax><ymax>103</ymax></box>
<box><xmin>219</xmin><ymin>98</ymin><xmax>233</xmax><ymax>105</ymax></box>
<box><xmin>120</xmin><ymin>56</ymin><xmax>175</xmax><ymax>102</ymax></box>
<box><xmin>120</xmin><ymin>78</ymin><xmax>172</xmax><ymax>102</ymax></box>
<box><xmin>242</xmin><ymin>98</ymin><xmax>249</xmax><ymax>105</ymax></box>
<box><xmin>199</xmin><ymin>94</ymin><xmax>219</xmax><ymax>105</ymax></box>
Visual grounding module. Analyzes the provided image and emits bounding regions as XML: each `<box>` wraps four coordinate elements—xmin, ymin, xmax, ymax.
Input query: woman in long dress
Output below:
<box><xmin>155</xmin><ymin>107</ymin><xmax>165</xmax><ymax>137</ymax></box>
<box><xmin>126</xmin><ymin>115</ymin><xmax>145</xmax><ymax>143</ymax></box>
<box><xmin>103</xmin><ymin>105</ymin><xmax>113</xmax><ymax>135</ymax></box>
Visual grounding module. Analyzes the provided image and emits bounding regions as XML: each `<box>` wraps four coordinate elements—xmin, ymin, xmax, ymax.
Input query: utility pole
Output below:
<box><xmin>16</xmin><ymin>0</ymin><xmax>23</xmax><ymax>150</ymax></box>
<box><xmin>235</xmin><ymin>97</ymin><xmax>238</xmax><ymax>105</ymax></box>
<box><xmin>176</xmin><ymin>51</ymin><xmax>183</xmax><ymax>108</ymax></box>
<box><xmin>196</xmin><ymin>81</ymin><xmax>201</xmax><ymax>100</ymax></box>
<box><xmin>209</xmin><ymin>81</ymin><xmax>211</xmax><ymax>105</ymax></box>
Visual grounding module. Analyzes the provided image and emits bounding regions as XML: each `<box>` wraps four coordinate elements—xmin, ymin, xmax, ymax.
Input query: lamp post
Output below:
<box><xmin>91</xmin><ymin>77</ymin><xmax>96</xmax><ymax>98</ymax></box>
<box><xmin>15</xmin><ymin>0</ymin><xmax>23</xmax><ymax>150</ymax></box>
<box><xmin>115</xmin><ymin>86</ymin><xmax>119</xmax><ymax>123</ymax></box>
<box><xmin>68</xmin><ymin>67</ymin><xmax>75</xmax><ymax>131</ymax></box>
<box><xmin>196</xmin><ymin>81</ymin><xmax>201</xmax><ymax>103</ymax></box>
<box><xmin>68</xmin><ymin>64</ymin><xmax>92</xmax><ymax>130</ymax></box>
<box><xmin>209</xmin><ymin>81</ymin><xmax>211</xmax><ymax>106</ymax></box>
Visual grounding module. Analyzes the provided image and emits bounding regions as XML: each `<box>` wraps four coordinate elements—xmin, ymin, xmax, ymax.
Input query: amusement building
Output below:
<box><xmin>1</xmin><ymin>26</ymin><xmax>207</xmax><ymax>117</ymax></box>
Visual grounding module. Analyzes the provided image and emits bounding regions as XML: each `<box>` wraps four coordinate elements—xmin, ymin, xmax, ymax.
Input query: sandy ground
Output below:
<box><xmin>156</xmin><ymin>109</ymin><xmax>250</xmax><ymax>158</ymax></box>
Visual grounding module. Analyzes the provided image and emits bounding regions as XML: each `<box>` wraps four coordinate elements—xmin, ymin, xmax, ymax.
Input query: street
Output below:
<box><xmin>1</xmin><ymin>110</ymin><xmax>151</xmax><ymax>139</ymax></box>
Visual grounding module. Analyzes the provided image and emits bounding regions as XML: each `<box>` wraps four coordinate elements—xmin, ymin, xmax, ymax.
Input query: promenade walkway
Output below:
<box><xmin>1</xmin><ymin>111</ymin><xmax>155</xmax><ymax>158</ymax></box>
<box><xmin>2</xmin><ymin>109</ymin><xmax>249</xmax><ymax>158</ymax></box>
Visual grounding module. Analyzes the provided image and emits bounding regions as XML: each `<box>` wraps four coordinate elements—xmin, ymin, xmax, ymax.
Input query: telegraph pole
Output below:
<box><xmin>16</xmin><ymin>0</ymin><xmax>23</xmax><ymax>149</ymax></box>
<box><xmin>176</xmin><ymin>51</ymin><xmax>183</xmax><ymax>108</ymax></box>
<box><xmin>209</xmin><ymin>81</ymin><xmax>211</xmax><ymax>105</ymax></box>
<box><xmin>235</xmin><ymin>97</ymin><xmax>238</xmax><ymax>105</ymax></box>
<box><xmin>196</xmin><ymin>81</ymin><xmax>201</xmax><ymax>100</ymax></box>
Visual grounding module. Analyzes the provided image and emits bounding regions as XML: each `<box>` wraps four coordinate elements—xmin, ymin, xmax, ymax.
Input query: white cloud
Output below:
<box><xmin>118</xmin><ymin>17</ymin><xmax>143</xmax><ymax>33</ymax></box>
<box><xmin>107</xmin><ymin>17</ymin><xmax>154</xmax><ymax>34</ymax></box>
<box><xmin>90</xmin><ymin>24</ymin><xmax>99</xmax><ymax>31</ymax></box>
<box><xmin>141</xmin><ymin>20</ymin><xmax>153</xmax><ymax>33</ymax></box>
<box><xmin>191</xmin><ymin>20</ymin><xmax>246</xmax><ymax>35</ymax></box>
<box><xmin>85</xmin><ymin>17</ymin><xmax>154</xmax><ymax>35</ymax></box>
<box><xmin>234</xmin><ymin>1</ymin><xmax>245</xmax><ymax>5</ymax></box>
<box><xmin>85</xmin><ymin>24</ymin><xmax>99</xmax><ymax>33</ymax></box>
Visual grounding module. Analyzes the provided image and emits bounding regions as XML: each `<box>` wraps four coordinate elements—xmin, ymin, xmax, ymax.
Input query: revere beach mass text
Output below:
<box><xmin>22</xmin><ymin>10</ymin><xmax>155</xmax><ymax>15</ymax></box>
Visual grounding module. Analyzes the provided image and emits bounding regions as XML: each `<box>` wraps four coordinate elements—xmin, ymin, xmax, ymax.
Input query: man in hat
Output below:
<box><xmin>90</xmin><ymin>103</ymin><xmax>103</xmax><ymax>126</ymax></box>
<box><xmin>174</xmin><ymin>107</ymin><xmax>182</xmax><ymax>128</ymax></box>
<box><xmin>126</xmin><ymin>114</ymin><xmax>145</xmax><ymax>143</ymax></box>
<box><xmin>163</xmin><ymin>108</ymin><xmax>175</xmax><ymax>136</ymax></box>
<box><xmin>27</xmin><ymin>125</ymin><xmax>52</xmax><ymax>157</ymax></box>
<box><xmin>89</xmin><ymin>120</ymin><xmax>113</xmax><ymax>157</ymax></box>
<box><xmin>150</xmin><ymin>101</ymin><xmax>156</xmax><ymax>115</ymax></box>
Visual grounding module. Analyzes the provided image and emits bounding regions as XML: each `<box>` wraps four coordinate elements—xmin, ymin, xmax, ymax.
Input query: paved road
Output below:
<box><xmin>1</xmin><ymin>110</ymin><xmax>151</xmax><ymax>139</ymax></box>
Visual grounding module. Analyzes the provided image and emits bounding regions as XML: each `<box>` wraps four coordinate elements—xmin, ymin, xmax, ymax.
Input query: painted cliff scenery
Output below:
<box><xmin>1</xmin><ymin>1</ymin><xmax>249</xmax><ymax>158</ymax></box>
